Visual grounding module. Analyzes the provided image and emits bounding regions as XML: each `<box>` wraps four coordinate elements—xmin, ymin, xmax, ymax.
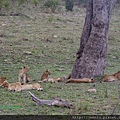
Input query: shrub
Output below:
<box><xmin>32</xmin><ymin>0</ymin><xmax>38</xmax><ymax>6</ymax></box>
<box><xmin>65</xmin><ymin>0</ymin><xmax>73</xmax><ymax>11</ymax></box>
<box><xmin>0</xmin><ymin>0</ymin><xmax>9</xmax><ymax>9</ymax></box>
<box><xmin>44</xmin><ymin>0</ymin><xmax>59</xmax><ymax>13</ymax></box>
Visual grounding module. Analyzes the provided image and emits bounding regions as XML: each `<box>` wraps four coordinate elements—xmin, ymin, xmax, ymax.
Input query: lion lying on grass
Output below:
<box><xmin>15</xmin><ymin>83</ymin><xmax>43</xmax><ymax>92</ymax></box>
<box><xmin>102</xmin><ymin>75</ymin><xmax>118</xmax><ymax>82</ymax></box>
<box><xmin>113</xmin><ymin>70</ymin><xmax>120</xmax><ymax>80</ymax></box>
<box><xmin>41</xmin><ymin>78</ymin><xmax>63</xmax><ymax>83</ymax></box>
<box><xmin>102</xmin><ymin>70</ymin><xmax>120</xmax><ymax>82</ymax></box>
<box><xmin>40</xmin><ymin>69</ymin><xmax>63</xmax><ymax>83</ymax></box>
<box><xmin>66</xmin><ymin>78</ymin><xmax>95</xmax><ymax>83</ymax></box>
<box><xmin>2</xmin><ymin>81</ymin><xmax>43</xmax><ymax>92</ymax></box>
<box><xmin>2</xmin><ymin>81</ymin><xmax>21</xmax><ymax>91</ymax></box>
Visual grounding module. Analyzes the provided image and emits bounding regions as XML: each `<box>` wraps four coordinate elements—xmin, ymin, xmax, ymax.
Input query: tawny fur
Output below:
<box><xmin>15</xmin><ymin>83</ymin><xmax>43</xmax><ymax>92</ymax></box>
<box><xmin>18</xmin><ymin>66</ymin><xmax>32</xmax><ymax>84</ymax></box>
<box><xmin>66</xmin><ymin>78</ymin><xmax>95</xmax><ymax>83</ymax></box>
<box><xmin>0</xmin><ymin>77</ymin><xmax>6</xmax><ymax>86</ymax></box>
<box><xmin>42</xmin><ymin>78</ymin><xmax>62</xmax><ymax>83</ymax></box>
<box><xmin>2</xmin><ymin>81</ymin><xmax>43</xmax><ymax>92</ymax></box>
<box><xmin>102</xmin><ymin>75</ymin><xmax>118</xmax><ymax>82</ymax></box>
<box><xmin>2</xmin><ymin>81</ymin><xmax>21</xmax><ymax>91</ymax></box>
<box><xmin>33</xmin><ymin>83</ymin><xmax>43</xmax><ymax>90</ymax></box>
<box><xmin>41</xmin><ymin>69</ymin><xmax>51</xmax><ymax>81</ymax></box>
<box><xmin>26</xmin><ymin>74</ymin><xmax>32</xmax><ymax>83</ymax></box>
<box><xmin>113</xmin><ymin>71</ymin><xmax>120</xmax><ymax>80</ymax></box>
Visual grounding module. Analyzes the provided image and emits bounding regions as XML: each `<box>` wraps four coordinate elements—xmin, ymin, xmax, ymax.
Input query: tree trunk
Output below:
<box><xmin>71</xmin><ymin>0</ymin><xmax>117</xmax><ymax>79</ymax></box>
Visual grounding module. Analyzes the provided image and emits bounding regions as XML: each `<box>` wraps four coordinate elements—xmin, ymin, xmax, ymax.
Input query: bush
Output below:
<box><xmin>32</xmin><ymin>0</ymin><xmax>39</xmax><ymax>6</ymax></box>
<box><xmin>65</xmin><ymin>0</ymin><xmax>73</xmax><ymax>11</ymax></box>
<box><xmin>0</xmin><ymin>0</ymin><xmax>9</xmax><ymax>9</ymax></box>
<box><xmin>44</xmin><ymin>0</ymin><xmax>59</xmax><ymax>13</ymax></box>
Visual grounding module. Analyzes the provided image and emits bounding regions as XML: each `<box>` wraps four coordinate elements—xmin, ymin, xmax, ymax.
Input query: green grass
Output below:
<box><xmin>0</xmin><ymin>5</ymin><xmax>120</xmax><ymax>115</ymax></box>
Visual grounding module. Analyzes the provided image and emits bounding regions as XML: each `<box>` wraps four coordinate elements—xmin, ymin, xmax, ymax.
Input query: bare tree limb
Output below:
<box><xmin>29</xmin><ymin>92</ymin><xmax>74</xmax><ymax>109</ymax></box>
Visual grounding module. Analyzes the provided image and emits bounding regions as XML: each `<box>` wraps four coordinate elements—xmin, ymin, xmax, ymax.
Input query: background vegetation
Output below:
<box><xmin>0</xmin><ymin>0</ymin><xmax>120</xmax><ymax>115</ymax></box>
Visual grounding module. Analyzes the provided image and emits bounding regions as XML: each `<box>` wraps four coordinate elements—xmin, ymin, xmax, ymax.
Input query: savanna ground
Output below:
<box><xmin>0</xmin><ymin>3</ymin><xmax>120</xmax><ymax>115</ymax></box>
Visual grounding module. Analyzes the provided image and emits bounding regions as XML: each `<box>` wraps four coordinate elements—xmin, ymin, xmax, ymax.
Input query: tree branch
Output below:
<box><xmin>29</xmin><ymin>92</ymin><xmax>74</xmax><ymax>109</ymax></box>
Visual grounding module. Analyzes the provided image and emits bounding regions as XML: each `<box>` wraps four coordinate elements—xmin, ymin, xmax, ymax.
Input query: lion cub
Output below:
<box><xmin>41</xmin><ymin>69</ymin><xmax>51</xmax><ymax>81</ymax></box>
<box><xmin>40</xmin><ymin>69</ymin><xmax>63</xmax><ymax>83</ymax></box>
<box><xmin>0</xmin><ymin>77</ymin><xmax>7</xmax><ymax>86</ymax></box>
<box><xmin>18</xmin><ymin>66</ymin><xmax>32</xmax><ymax>84</ymax></box>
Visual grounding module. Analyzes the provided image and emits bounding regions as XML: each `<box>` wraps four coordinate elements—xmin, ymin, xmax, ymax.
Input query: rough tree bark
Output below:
<box><xmin>71</xmin><ymin>0</ymin><xmax>117</xmax><ymax>79</ymax></box>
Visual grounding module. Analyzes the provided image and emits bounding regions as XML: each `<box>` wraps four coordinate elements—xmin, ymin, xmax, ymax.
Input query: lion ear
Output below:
<box><xmin>46</xmin><ymin>69</ymin><xmax>48</xmax><ymax>71</ymax></box>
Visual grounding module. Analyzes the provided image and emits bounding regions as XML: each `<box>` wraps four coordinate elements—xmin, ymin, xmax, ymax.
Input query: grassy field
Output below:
<box><xmin>0</xmin><ymin>4</ymin><xmax>120</xmax><ymax>115</ymax></box>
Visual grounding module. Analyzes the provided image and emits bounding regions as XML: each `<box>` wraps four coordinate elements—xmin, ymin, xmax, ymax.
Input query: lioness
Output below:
<box><xmin>102</xmin><ymin>75</ymin><xmax>118</xmax><ymax>82</ymax></box>
<box><xmin>32</xmin><ymin>83</ymin><xmax>43</xmax><ymax>91</ymax></box>
<box><xmin>15</xmin><ymin>83</ymin><xmax>43</xmax><ymax>92</ymax></box>
<box><xmin>66</xmin><ymin>78</ymin><xmax>95</xmax><ymax>83</ymax></box>
<box><xmin>0</xmin><ymin>77</ymin><xmax>6</xmax><ymax>86</ymax></box>
<box><xmin>2</xmin><ymin>81</ymin><xmax>21</xmax><ymax>91</ymax></box>
<box><xmin>113</xmin><ymin>71</ymin><xmax>120</xmax><ymax>80</ymax></box>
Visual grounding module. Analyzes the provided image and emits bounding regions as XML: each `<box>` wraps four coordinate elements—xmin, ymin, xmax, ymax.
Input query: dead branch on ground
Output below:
<box><xmin>29</xmin><ymin>91</ymin><xmax>74</xmax><ymax>109</ymax></box>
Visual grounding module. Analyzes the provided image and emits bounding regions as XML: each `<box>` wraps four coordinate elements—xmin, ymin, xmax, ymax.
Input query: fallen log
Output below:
<box><xmin>29</xmin><ymin>92</ymin><xmax>74</xmax><ymax>109</ymax></box>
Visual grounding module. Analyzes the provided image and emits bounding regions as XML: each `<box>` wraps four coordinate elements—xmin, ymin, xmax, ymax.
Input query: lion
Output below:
<box><xmin>66</xmin><ymin>78</ymin><xmax>95</xmax><ymax>83</ymax></box>
<box><xmin>42</xmin><ymin>77</ymin><xmax>63</xmax><ymax>83</ymax></box>
<box><xmin>102</xmin><ymin>75</ymin><xmax>118</xmax><ymax>82</ymax></box>
<box><xmin>40</xmin><ymin>69</ymin><xmax>63</xmax><ymax>83</ymax></box>
<box><xmin>53</xmin><ymin>78</ymin><xmax>62</xmax><ymax>82</ymax></box>
<box><xmin>41</xmin><ymin>69</ymin><xmax>51</xmax><ymax>81</ymax></box>
<box><xmin>32</xmin><ymin>83</ymin><xmax>43</xmax><ymax>91</ymax></box>
<box><xmin>18</xmin><ymin>66</ymin><xmax>32</xmax><ymax>84</ymax></box>
<box><xmin>15</xmin><ymin>83</ymin><xmax>43</xmax><ymax>92</ymax></box>
<box><xmin>2</xmin><ymin>81</ymin><xmax>21</xmax><ymax>91</ymax></box>
<box><xmin>113</xmin><ymin>71</ymin><xmax>120</xmax><ymax>80</ymax></box>
<box><xmin>0</xmin><ymin>77</ymin><xmax>7</xmax><ymax>86</ymax></box>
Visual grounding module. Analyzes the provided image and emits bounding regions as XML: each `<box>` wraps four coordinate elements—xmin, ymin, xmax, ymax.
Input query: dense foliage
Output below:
<box><xmin>65</xmin><ymin>0</ymin><xmax>73</xmax><ymax>11</ymax></box>
<box><xmin>44</xmin><ymin>0</ymin><xmax>59</xmax><ymax>12</ymax></box>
